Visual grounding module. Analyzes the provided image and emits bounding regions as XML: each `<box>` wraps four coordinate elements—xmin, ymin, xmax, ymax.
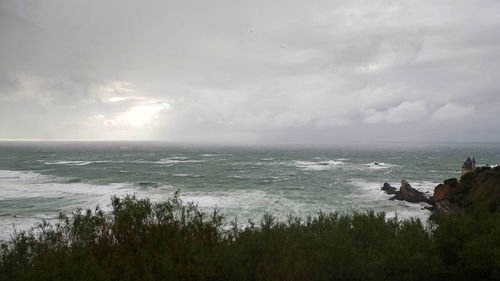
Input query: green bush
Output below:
<box><xmin>1</xmin><ymin>191</ymin><xmax>499</xmax><ymax>281</ymax></box>
<box><xmin>450</xmin><ymin>166</ymin><xmax>500</xmax><ymax>211</ymax></box>
<box><xmin>432</xmin><ymin>206</ymin><xmax>500</xmax><ymax>281</ymax></box>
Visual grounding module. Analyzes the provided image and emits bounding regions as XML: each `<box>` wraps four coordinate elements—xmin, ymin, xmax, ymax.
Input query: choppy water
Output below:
<box><xmin>1</xmin><ymin>141</ymin><xmax>500</xmax><ymax>242</ymax></box>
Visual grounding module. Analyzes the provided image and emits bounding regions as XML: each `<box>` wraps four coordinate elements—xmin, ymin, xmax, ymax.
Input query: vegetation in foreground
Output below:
<box><xmin>2</xmin><ymin>164</ymin><xmax>500</xmax><ymax>281</ymax></box>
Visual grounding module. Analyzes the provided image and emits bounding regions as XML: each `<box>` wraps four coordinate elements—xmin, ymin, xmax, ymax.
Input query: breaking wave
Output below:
<box><xmin>293</xmin><ymin>160</ymin><xmax>346</xmax><ymax>170</ymax></box>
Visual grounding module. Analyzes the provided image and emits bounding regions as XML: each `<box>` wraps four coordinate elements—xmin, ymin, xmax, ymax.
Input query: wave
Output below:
<box><xmin>0</xmin><ymin>170</ymin><xmax>130</xmax><ymax>200</ymax></box>
<box><xmin>65</xmin><ymin>178</ymin><xmax>82</xmax><ymax>183</ymax></box>
<box><xmin>162</xmin><ymin>156</ymin><xmax>189</xmax><ymax>160</ymax></box>
<box><xmin>0</xmin><ymin>170</ymin><xmax>40</xmax><ymax>180</ymax></box>
<box><xmin>156</xmin><ymin>157</ymin><xmax>205</xmax><ymax>165</ymax></box>
<box><xmin>349</xmin><ymin>179</ymin><xmax>432</xmax><ymax>222</ymax></box>
<box><xmin>178</xmin><ymin>188</ymin><xmax>357</xmax><ymax>226</ymax></box>
<box><xmin>43</xmin><ymin>160</ymin><xmax>110</xmax><ymax>166</ymax></box>
<box><xmin>137</xmin><ymin>181</ymin><xmax>159</xmax><ymax>188</ymax></box>
<box><xmin>200</xmin><ymin>153</ymin><xmax>232</xmax><ymax>157</ymax></box>
<box><xmin>349</xmin><ymin>179</ymin><xmax>392</xmax><ymax>200</ymax></box>
<box><xmin>260</xmin><ymin>158</ymin><xmax>274</xmax><ymax>161</ymax></box>
<box><xmin>0</xmin><ymin>169</ymin><xmax>179</xmax><ymax>241</ymax></box>
<box><xmin>406</xmin><ymin>180</ymin><xmax>439</xmax><ymax>195</ymax></box>
<box><xmin>180</xmin><ymin>190</ymin><xmax>273</xmax><ymax>211</ymax></box>
<box><xmin>293</xmin><ymin>160</ymin><xmax>346</xmax><ymax>171</ymax></box>
<box><xmin>172</xmin><ymin>173</ymin><xmax>201</xmax><ymax>178</ymax></box>
<box><xmin>365</xmin><ymin>162</ymin><xmax>395</xmax><ymax>169</ymax></box>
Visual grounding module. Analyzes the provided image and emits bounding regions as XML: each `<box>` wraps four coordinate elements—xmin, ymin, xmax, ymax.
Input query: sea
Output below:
<box><xmin>1</xmin><ymin>141</ymin><xmax>500</xmax><ymax>242</ymax></box>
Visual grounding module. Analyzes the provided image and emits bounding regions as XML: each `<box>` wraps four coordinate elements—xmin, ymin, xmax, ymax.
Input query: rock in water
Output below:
<box><xmin>391</xmin><ymin>180</ymin><xmax>430</xmax><ymax>204</ymax></box>
<box><xmin>381</xmin><ymin>182</ymin><xmax>397</xmax><ymax>194</ymax></box>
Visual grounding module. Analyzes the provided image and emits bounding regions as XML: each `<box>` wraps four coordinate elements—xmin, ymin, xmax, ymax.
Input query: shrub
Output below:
<box><xmin>1</xmin><ymin>191</ymin><xmax>498</xmax><ymax>281</ymax></box>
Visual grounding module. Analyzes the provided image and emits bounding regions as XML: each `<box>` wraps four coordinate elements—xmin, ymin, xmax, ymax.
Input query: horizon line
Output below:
<box><xmin>0</xmin><ymin>139</ymin><xmax>499</xmax><ymax>145</ymax></box>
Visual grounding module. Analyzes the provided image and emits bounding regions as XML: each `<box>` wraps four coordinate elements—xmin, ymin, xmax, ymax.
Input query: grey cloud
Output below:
<box><xmin>430</xmin><ymin>103</ymin><xmax>474</xmax><ymax>122</ymax></box>
<box><xmin>363</xmin><ymin>101</ymin><xmax>428</xmax><ymax>124</ymax></box>
<box><xmin>0</xmin><ymin>71</ymin><xmax>19</xmax><ymax>94</ymax></box>
<box><xmin>0</xmin><ymin>0</ymin><xmax>499</xmax><ymax>142</ymax></box>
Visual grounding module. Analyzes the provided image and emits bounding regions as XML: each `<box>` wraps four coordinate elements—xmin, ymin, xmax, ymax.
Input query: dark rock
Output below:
<box><xmin>432</xmin><ymin>178</ymin><xmax>458</xmax><ymax>202</ymax></box>
<box><xmin>381</xmin><ymin>182</ymin><xmax>397</xmax><ymax>195</ymax></box>
<box><xmin>435</xmin><ymin>199</ymin><xmax>454</xmax><ymax>215</ymax></box>
<box><xmin>444</xmin><ymin>178</ymin><xmax>458</xmax><ymax>186</ymax></box>
<box><xmin>392</xmin><ymin>180</ymin><xmax>431</xmax><ymax>204</ymax></box>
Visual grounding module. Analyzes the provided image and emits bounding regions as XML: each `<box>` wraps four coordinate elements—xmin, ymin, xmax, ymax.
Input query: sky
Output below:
<box><xmin>1</xmin><ymin>0</ymin><xmax>499</xmax><ymax>144</ymax></box>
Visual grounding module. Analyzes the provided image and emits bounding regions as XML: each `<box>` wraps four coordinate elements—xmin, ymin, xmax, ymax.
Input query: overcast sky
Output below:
<box><xmin>1</xmin><ymin>0</ymin><xmax>499</xmax><ymax>143</ymax></box>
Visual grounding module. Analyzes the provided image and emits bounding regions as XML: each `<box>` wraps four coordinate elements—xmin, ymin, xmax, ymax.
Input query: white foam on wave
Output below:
<box><xmin>178</xmin><ymin>189</ymin><xmax>318</xmax><ymax>224</ymax></box>
<box><xmin>44</xmin><ymin>160</ymin><xmax>110</xmax><ymax>166</ymax></box>
<box><xmin>348</xmin><ymin>179</ymin><xmax>432</xmax><ymax>223</ymax></box>
<box><xmin>232</xmin><ymin>161</ymin><xmax>266</xmax><ymax>166</ymax></box>
<box><xmin>172</xmin><ymin>173</ymin><xmax>201</xmax><ymax>178</ymax></box>
<box><xmin>0</xmin><ymin>170</ymin><xmax>41</xmax><ymax>180</ymax></box>
<box><xmin>164</xmin><ymin>156</ymin><xmax>189</xmax><ymax>160</ymax></box>
<box><xmin>384</xmin><ymin>201</ymin><xmax>432</xmax><ymax>223</ymax></box>
<box><xmin>0</xmin><ymin>169</ymin><xmax>177</xmax><ymax>242</ymax></box>
<box><xmin>0</xmin><ymin>170</ymin><xmax>133</xmax><ymax>202</ymax></box>
<box><xmin>406</xmin><ymin>180</ymin><xmax>439</xmax><ymax>195</ymax></box>
<box><xmin>156</xmin><ymin>157</ymin><xmax>205</xmax><ymax>165</ymax></box>
<box><xmin>178</xmin><ymin>187</ymin><xmax>372</xmax><ymax>226</ymax></box>
<box><xmin>179</xmin><ymin>190</ymin><xmax>272</xmax><ymax>224</ymax></box>
<box><xmin>260</xmin><ymin>158</ymin><xmax>274</xmax><ymax>161</ymax></box>
<box><xmin>293</xmin><ymin>160</ymin><xmax>346</xmax><ymax>171</ymax></box>
<box><xmin>181</xmin><ymin>190</ymin><xmax>268</xmax><ymax>209</ymax></box>
<box><xmin>0</xmin><ymin>216</ymin><xmax>48</xmax><ymax>243</ymax></box>
<box><xmin>349</xmin><ymin>179</ymin><xmax>392</xmax><ymax>200</ymax></box>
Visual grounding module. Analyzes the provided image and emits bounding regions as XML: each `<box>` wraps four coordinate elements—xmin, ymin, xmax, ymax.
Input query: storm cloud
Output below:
<box><xmin>1</xmin><ymin>0</ymin><xmax>499</xmax><ymax>143</ymax></box>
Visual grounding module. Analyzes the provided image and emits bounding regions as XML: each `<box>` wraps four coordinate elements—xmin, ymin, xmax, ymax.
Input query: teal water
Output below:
<box><xmin>1</xmin><ymin>141</ymin><xmax>500</xmax><ymax>241</ymax></box>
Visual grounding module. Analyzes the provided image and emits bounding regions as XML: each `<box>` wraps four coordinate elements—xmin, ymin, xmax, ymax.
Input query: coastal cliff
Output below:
<box><xmin>446</xmin><ymin>166</ymin><xmax>500</xmax><ymax>211</ymax></box>
<box><xmin>433</xmin><ymin>178</ymin><xmax>458</xmax><ymax>201</ymax></box>
<box><xmin>382</xmin><ymin>165</ymin><xmax>500</xmax><ymax>215</ymax></box>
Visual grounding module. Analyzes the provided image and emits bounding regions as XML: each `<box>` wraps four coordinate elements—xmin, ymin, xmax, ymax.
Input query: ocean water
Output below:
<box><xmin>1</xmin><ymin>141</ymin><xmax>500</xmax><ymax>242</ymax></box>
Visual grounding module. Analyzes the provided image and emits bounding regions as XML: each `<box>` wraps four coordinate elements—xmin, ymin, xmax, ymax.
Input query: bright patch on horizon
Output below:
<box><xmin>90</xmin><ymin>81</ymin><xmax>171</xmax><ymax>128</ymax></box>
<box><xmin>122</xmin><ymin>103</ymin><xmax>170</xmax><ymax>127</ymax></box>
<box><xmin>99</xmin><ymin>81</ymin><xmax>141</xmax><ymax>103</ymax></box>
<box><xmin>90</xmin><ymin>102</ymin><xmax>170</xmax><ymax>128</ymax></box>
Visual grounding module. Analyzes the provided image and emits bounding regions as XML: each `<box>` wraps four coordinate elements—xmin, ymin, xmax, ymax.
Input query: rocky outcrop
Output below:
<box><xmin>381</xmin><ymin>178</ymin><xmax>459</xmax><ymax>214</ymax></box>
<box><xmin>394</xmin><ymin>180</ymin><xmax>431</xmax><ymax>203</ymax></box>
<box><xmin>435</xmin><ymin>199</ymin><xmax>454</xmax><ymax>215</ymax></box>
<box><xmin>381</xmin><ymin>182</ymin><xmax>397</xmax><ymax>194</ymax></box>
<box><xmin>381</xmin><ymin>162</ymin><xmax>500</xmax><ymax>216</ymax></box>
<box><xmin>382</xmin><ymin>180</ymin><xmax>431</xmax><ymax>204</ymax></box>
<box><xmin>432</xmin><ymin>178</ymin><xmax>458</xmax><ymax>201</ymax></box>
